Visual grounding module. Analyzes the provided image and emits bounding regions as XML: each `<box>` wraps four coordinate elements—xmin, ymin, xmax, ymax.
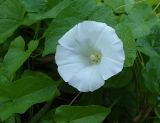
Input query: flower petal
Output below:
<box><xmin>58</xmin><ymin>63</ymin><xmax>86</xmax><ymax>82</ymax></box>
<box><xmin>69</xmin><ymin>66</ymin><xmax>104</xmax><ymax>92</ymax></box>
<box><xmin>96</xmin><ymin>26</ymin><xmax>125</xmax><ymax>62</ymax></box>
<box><xmin>58</xmin><ymin>25</ymin><xmax>80</xmax><ymax>52</ymax></box>
<box><xmin>76</xmin><ymin>21</ymin><xmax>106</xmax><ymax>45</ymax></box>
<box><xmin>58</xmin><ymin>21</ymin><xmax>107</xmax><ymax>55</ymax></box>
<box><xmin>97</xmin><ymin>57</ymin><xmax>124</xmax><ymax>80</ymax></box>
<box><xmin>55</xmin><ymin>21</ymin><xmax>125</xmax><ymax>92</ymax></box>
<box><xmin>55</xmin><ymin>45</ymin><xmax>89</xmax><ymax>66</ymax></box>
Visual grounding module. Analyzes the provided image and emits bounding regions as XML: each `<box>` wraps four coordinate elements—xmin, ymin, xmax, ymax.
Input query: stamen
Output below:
<box><xmin>90</xmin><ymin>53</ymin><xmax>101</xmax><ymax>64</ymax></box>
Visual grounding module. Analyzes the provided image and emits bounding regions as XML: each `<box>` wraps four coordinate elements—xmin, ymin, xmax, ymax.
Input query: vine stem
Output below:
<box><xmin>153</xmin><ymin>1</ymin><xmax>160</xmax><ymax>12</ymax></box>
<box><xmin>69</xmin><ymin>92</ymin><xmax>81</xmax><ymax>105</ymax></box>
<box><xmin>137</xmin><ymin>51</ymin><xmax>145</xmax><ymax>67</ymax></box>
<box><xmin>132</xmin><ymin>63</ymin><xmax>142</xmax><ymax>109</ymax></box>
<box><xmin>34</xmin><ymin>22</ymin><xmax>41</xmax><ymax>40</ymax></box>
<box><xmin>115</xmin><ymin>0</ymin><xmax>145</xmax><ymax>10</ymax></box>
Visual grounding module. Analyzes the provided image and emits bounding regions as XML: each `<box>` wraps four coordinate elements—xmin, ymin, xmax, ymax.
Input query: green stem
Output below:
<box><xmin>69</xmin><ymin>92</ymin><xmax>81</xmax><ymax>105</ymax></box>
<box><xmin>115</xmin><ymin>0</ymin><xmax>145</xmax><ymax>10</ymax></box>
<box><xmin>34</xmin><ymin>22</ymin><xmax>41</xmax><ymax>40</ymax></box>
<box><xmin>138</xmin><ymin>51</ymin><xmax>145</xmax><ymax>67</ymax></box>
<box><xmin>153</xmin><ymin>1</ymin><xmax>160</xmax><ymax>12</ymax></box>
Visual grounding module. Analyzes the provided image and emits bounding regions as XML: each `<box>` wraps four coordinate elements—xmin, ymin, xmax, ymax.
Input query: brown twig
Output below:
<box><xmin>133</xmin><ymin>105</ymin><xmax>152</xmax><ymax>123</ymax></box>
<box><xmin>132</xmin><ymin>62</ymin><xmax>142</xmax><ymax>108</ymax></box>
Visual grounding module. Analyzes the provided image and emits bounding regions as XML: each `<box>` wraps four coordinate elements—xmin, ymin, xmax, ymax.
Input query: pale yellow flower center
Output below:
<box><xmin>90</xmin><ymin>53</ymin><xmax>101</xmax><ymax>64</ymax></box>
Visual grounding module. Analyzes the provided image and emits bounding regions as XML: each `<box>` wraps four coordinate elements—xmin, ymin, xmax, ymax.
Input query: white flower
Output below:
<box><xmin>55</xmin><ymin>21</ymin><xmax>125</xmax><ymax>92</ymax></box>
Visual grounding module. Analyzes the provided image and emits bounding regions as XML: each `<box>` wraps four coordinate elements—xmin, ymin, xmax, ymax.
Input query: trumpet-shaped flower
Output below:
<box><xmin>55</xmin><ymin>21</ymin><xmax>125</xmax><ymax>92</ymax></box>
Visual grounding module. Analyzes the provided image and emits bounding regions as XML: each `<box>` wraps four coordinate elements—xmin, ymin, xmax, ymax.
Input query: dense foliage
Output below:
<box><xmin>0</xmin><ymin>0</ymin><xmax>160</xmax><ymax>123</ymax></box>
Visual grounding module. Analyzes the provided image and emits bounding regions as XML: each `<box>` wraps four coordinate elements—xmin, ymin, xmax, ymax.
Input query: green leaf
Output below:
<box><xmin>89</xmin><ymin>5</ymin><xmax>117</xmax><ymax>26</ymax></box>
<box><xmin>0</xmin><ymin>37</ymin><xmax>38</xmax><ymax>83</ymax></box>
<box><xmin>151</xmin><ymin>22</ymin><xmax>160</xmax><ymax>55</ymax></box>
<box><xmin>96</xmin><ymin>0</ymin><xmax>102</xmax><ymax>3</ymax></box>
<box><xmin>104</xmin><ymin>68</ymin><xmax>132</xmax><ymax>88</ymax></box>
<box><xmin>104</xmin><ymin>0</ymin><xmax>125</xmax><ymax>13</ymax></box>
<box><xmin>104</xmin><ymin>0</ymin><xmax>135</xmax><ymax>13</ymax></box>
<box><xmin>23</xmin><ymin>0</ymin><xmax>96</xmax><ymax>26</ymax></box>
<box><xmin>142</xmin><ymin>57</ymin><xmax>160</xmax><ymax>94</ymax></box>
<box><xmin>137</xmin><ymin>39</ymin><xmax>159</xmax><ymax>57</ymax></box>
<box><xmin>43</xmin><ymin>17</ymin><xmax>81</xmax><ymax>56</ymax></box>
<box><xmin>0</xmin><ymin>0</ymin><xmax>25</xmax><ymax>44</ymax></box>
<box><xmin>23</xmin><ymin>0</ymin><xmax>73</xmax><ymax>25</ymax></box>
<box><xmin>22</xmin><ymin>70</ymin><xmax>60</xmax><ymax>86</ymax></box>
<box><xmin>46</xmin><ymin>0</ymin><xmax>62</xmax><ymax>9</ymax></box>
<box><xmin>0</xmin><ymin>71</ymin><xmax>60</xmax><ymax>121</ymax></box>
<box><xmin>147</xmin><ymin>0</ymin><xmax>159</xmax><ymax>5</ymax></box>
<box><xmin>155</xmin><ymin>103</ymin><xmax>160</xmax><ymax>119</ymax></box>
<box><xmin>39</xmin><ymin>109</ymin><xmax>56</xmax><ymax>123</ymax></box>
<box><xmin>22</xmin><ymin>0</ymin><xmax>48</xmax><ymax>13</ymax></box>
<box><xmin>56</xmin><ymin>0</ymin><xmax>96</xmax><ymax>19</ymax></box>
<box><xmin>116</xmin><ymin>23</ymin><xmax>137</xmax><ymax>67</ymax></box>
<box><xmin>43</xmin><ymin>0</ymin><xmax>73</xmax><ymax>19</ymax></box>
<box><xmin>125</xmin><ymin>0</ymin><xmax>135</xmax><ymax>13</ymax></box>
<box><xmin>121</xmin><ymin>3</ymin><xmax>158</xmax><ymax>38</ymax></box>
<box><xmin>22</xmin><ymin>0</ymin><xmax>66</xmax><ymax>14</ymax></box>
<box><xmin>55</xmin><ymin>105</ymin><xmax>110</xmax><ymax>123</ymax></box>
